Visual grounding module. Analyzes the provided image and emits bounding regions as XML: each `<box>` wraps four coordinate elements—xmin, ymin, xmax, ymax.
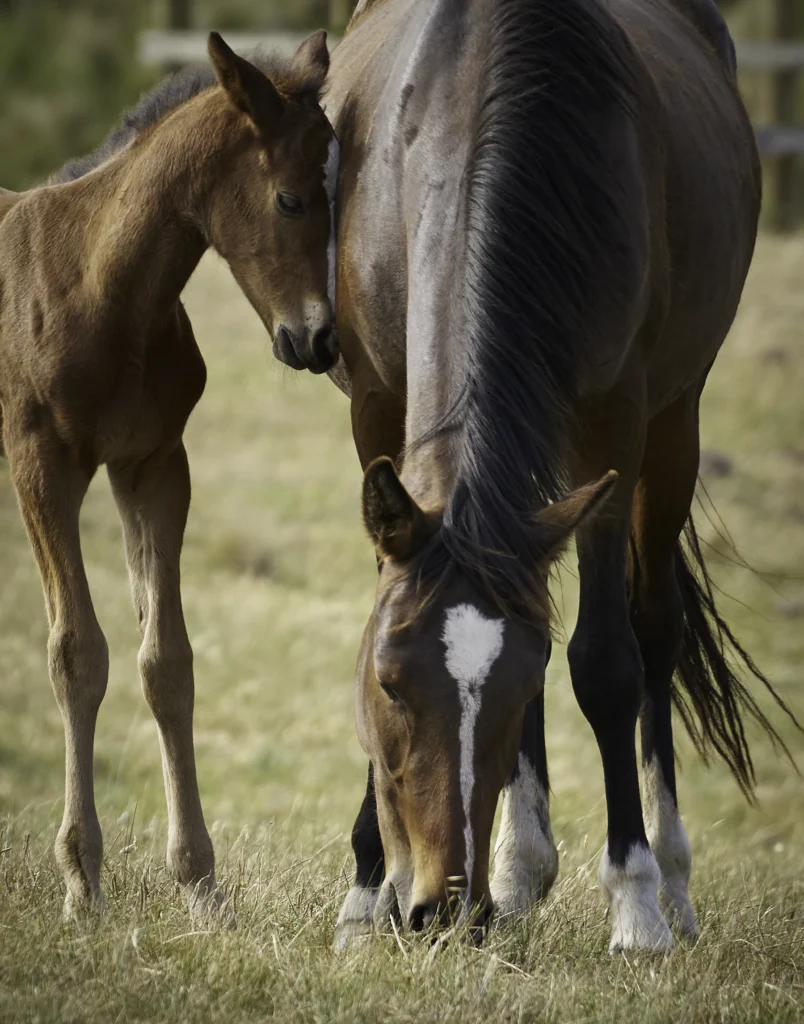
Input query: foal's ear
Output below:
<box><xmin>533</xmin><ymin>471</ymin><xmax>619</xmax><ymax>561</ymax></box>
<box><xmin>291</xmin><ymin>29</ymin><xmax>330</xmax><ymax>93</ymax></box>
<box><xmin>363</xmin><ymin>457</ymin><xmax>429</xmax><ymax>561</ymax></box>
<box><xmin>208</xmin><ymin>32</ymin><xmax>284</xmax><ymax>130</ymax></box>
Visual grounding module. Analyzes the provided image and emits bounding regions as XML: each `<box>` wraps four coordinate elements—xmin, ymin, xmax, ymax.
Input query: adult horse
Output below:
<box><xmin>0</xmin><ymin>32</ymin><xmax>338</xmax><ymax>918</ymax></box>
<box><xmin>310</xmin><ymin>0</ymin><xmax>796</xmax><ymax>950</ymax></box>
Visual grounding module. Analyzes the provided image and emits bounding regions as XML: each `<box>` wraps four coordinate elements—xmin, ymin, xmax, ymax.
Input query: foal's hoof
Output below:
<box><xmin>187</xmin><ymin>881</ymin><xmax>237</xmax><ymax>929</ymax></box>
<box><xmin>63</xmin><ymin>887</ymin><xmax>108</xmax><ymax>922</ymax></box>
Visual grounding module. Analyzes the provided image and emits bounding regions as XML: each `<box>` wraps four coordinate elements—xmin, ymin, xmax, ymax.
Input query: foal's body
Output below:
<box><xmin>0</xmin><ymin>35</ymin><xmax>337</xmax><ymax>915</ymax></box>
<box><xmin>322</xmin><ymin>0</ymin><xmax>780</xmax><ymax>950</ymax></box>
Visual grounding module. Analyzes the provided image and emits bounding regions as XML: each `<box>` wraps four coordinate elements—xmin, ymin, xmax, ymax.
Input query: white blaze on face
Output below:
<box><xmin>442</xmin><ymin>604</ymin><xmax>505</xmax><ymax>900</ymax></box>
<box><xmin>323</xmin><ymin>134</ymin><xmax>340</xmax><ymax>309</ymax></box>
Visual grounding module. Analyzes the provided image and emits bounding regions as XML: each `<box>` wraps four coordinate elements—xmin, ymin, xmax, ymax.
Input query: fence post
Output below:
<box><xmin>773</xmin><ymin>0</ymin><xmax>799</xmax><ymax>230</ymax></box>
<box><xmin>169</xmin><ymin>0</ymin><xmax>192</xmax><ymax>30</ymax></box>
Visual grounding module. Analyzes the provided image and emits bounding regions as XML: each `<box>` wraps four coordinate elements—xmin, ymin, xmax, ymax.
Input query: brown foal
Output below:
<box><xmin>0</xmin><ymin>32</ymin><xmax>336</xmax><ymax>917</ymax></box>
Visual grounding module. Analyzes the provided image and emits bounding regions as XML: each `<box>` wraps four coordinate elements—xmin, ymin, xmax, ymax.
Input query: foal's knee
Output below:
<box><xmin>568</xmin><ymin>625</ymin><xmax>644</xmax><ymax>727</ymax></box>
<box><xmin>48</xmin><ymin>624</ymin><xmax>109</xmax><ymax>711</ymax></box>
<box><xmin>138</xmin><ymin>636</ymin><xmax>193</xmax><ymax>725</ymax></box>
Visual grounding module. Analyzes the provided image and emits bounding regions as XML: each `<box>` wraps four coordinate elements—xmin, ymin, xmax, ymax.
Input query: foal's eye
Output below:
<box><xmin>276</xmin><ymin>192</ymin><xmax>304</xmax><ymax>216</ymax></box>
<box><xmin>380</xmin><ymin>682</ymin><xmax>404</xmax><ymax>705</ymax></box>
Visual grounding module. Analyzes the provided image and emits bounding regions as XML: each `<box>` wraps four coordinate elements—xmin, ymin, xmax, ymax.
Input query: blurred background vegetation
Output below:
<box><xmin>0</xmin><ymin>0</ymin><xmax>803</xmax><ymax>220</ymax></box>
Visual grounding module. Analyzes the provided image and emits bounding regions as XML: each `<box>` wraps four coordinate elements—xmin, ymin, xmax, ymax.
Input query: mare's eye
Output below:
<box><xmin>276</xmin><ymin>192</ymin><xmax>303</xmax><ymax>216</ymax></box>
<box><xmin>380</xmin><ymin>682</ymin><xmax>404</xmax><ymax>705</ymax></box>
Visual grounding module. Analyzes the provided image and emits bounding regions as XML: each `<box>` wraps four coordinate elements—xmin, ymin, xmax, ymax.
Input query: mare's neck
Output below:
<box><xmin>400</xmin><ymin>325</ymin><xmax>464</xmax><ymax>515</ymax></box>
<box><xmin>73</xmin><ymin>92</ymin><xmax>232</xmax><ymax>328</ymax></box>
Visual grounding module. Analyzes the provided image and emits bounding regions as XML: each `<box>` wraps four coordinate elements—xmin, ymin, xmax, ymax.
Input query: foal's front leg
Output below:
<box><xmin>491</xmin><ymin>689</ymin><xmax>558</xmax><ymax>917</ymax></box>
<box><xmin>8</xmin><ymin>425</ymin><xmax>108</xmax><ymax>916</ymax></box>
<box><xmin>110</xmin><ymin>444</ymin><xmax>222</xmax><ymax>917</ymax></box>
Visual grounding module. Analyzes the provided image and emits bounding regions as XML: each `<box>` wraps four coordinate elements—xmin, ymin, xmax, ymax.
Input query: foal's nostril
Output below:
<box><xmin>273</xmin><ymin>325</ymin><xmax>305</xmax><ymax>371</ymax></box>
<box><xmin>409</xmin><ymin>901</ymin><xmax>439</xmax><ymax>933</ymax></box>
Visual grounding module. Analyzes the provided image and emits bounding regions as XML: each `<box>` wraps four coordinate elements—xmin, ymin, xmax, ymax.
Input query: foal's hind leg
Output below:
<box><xmin>630</xmin><ymin>393</ymin><xmax>701</xmax><ymax>937</ymax></box>
<box><xmin>7</xmin><ymin>423</ymin><xmax>108</xmax><ymax>916</ymax></box>
<box><xmin>491</xmin><ymin>687</ymin><xmax>558</xmax><ymax>918</ymax></box>
<box><xmin>334</xmin><ymin>762</ymin><xmax>385</xmax><ymax>951</ymax></box>
<box><xmin>568</xmin><ymin>393</ymin><xmax>673</xmax><ymax>951</ymax></box>
<box><xmin>109</xmin><ymin>444</ymin><xmax>221</xmax><ymax>917</ymax></box>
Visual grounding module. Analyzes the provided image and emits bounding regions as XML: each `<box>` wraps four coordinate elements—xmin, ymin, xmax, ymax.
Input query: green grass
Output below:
<box><xmin>1</xmin><ymin>237</ymin><xmax>803</xmax><ymax>1022</ymax></box>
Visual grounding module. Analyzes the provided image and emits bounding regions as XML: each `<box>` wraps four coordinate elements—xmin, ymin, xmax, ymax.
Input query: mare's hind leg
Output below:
<box><xmin>491</xmin><ymin>687</ymin><xmax>558</xmax><ymax>918</ymax></box>
<box><xmin>6</xmin><ymin>419</ymin><xmax>108</xmax><ymax>916</ymax></box>
<box><xmin>109</xmin><ymin>444</ymin><xmax>221</xmax><ymax>917</ymax></box>
<box><xmin>334</xmin><ymin>763</ymin><xmax>385</xmax><ymax>950</ymax></box>
<box><xmin>630</xmin><ymin>391</ymin><xmax>701</xmax><ymax>937</ymax></box>
<box><xmin>568</xmin><ymin>393</ymin><xmax>673</xmax><ymax>951</ymax></box>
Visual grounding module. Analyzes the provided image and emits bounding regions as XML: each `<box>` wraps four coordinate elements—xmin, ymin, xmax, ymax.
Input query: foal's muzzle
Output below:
<box><xmin>273</xmin><ymin>321</ymin><xmax>338</xmax><ymax>375</ymax></box>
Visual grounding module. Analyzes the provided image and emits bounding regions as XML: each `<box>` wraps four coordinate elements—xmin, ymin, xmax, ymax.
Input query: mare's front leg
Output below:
<box><xmin>568</xmin><ymin>393</ymin><xmax>673</xmax><ymax>951</ymax></box>
<box><xmin>334</xmin><ymin>763</ymin><xmax>385</xmax><ymax>950</ymax></box>
<box><xmin>7</xmin><ymin>417</ymin><xmax>108</xmax><ymax>916</ymax></box>
<box><xmin>334</xmin><ymin>346</ymin><xmax>404</xmax><ymax>950</ymax></box>
<box><xmin>109</xmin><ymin>443</ymin><xmax>223</xmax><ymax>918</ymax></box>
<box><xmin>491</xmin><ymin>686</ymin><xmax>558</xmax><ymax>918</ymax></box>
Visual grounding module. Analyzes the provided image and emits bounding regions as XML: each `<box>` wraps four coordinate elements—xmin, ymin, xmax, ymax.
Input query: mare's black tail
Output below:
<box><xmin>672</xmin><ymin>517</ymin><xmax>800</xmax><ymax>799</ymax></box>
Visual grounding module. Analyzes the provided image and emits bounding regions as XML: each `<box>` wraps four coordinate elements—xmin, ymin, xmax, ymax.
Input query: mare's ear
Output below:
<box><xmin>533</xmin><ymin>471</ymin><xmax>619</xmax><ymax>562</ymax></box>
<box><xmin>208</xmin><ymin>32</ymin><xmax>284</xmax><ymax>131</ymax></box>
<box><xmin>291</xmin><ymin>29</ymin><xmax>330</xmax><ymax>93</ymax></box>
<box><xmin>363</xmin><ymin>457</ymin><xmax>429</xmax><ymax>561</ymax></box>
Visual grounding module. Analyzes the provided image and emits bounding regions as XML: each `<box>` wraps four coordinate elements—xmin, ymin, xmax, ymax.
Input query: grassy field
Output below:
<box><xmin>1</xmin><ymin>236</ymin><xmax>803</xmax><ymax>1022</ymax></box>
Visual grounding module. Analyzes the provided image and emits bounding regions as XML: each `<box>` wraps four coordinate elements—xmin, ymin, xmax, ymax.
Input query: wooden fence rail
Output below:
<box><xmin>138</xmin><ymin>29</ymin><xmax>804</xmax><ymax>226</ymax></box>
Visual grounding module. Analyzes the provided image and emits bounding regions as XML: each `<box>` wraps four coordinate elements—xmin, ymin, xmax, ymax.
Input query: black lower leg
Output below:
<box><xmin>569</xmin><ymin>604</ymin><xmax>649</xmax><ymax>864</ymax></box>
<box><xmin>515</xmin><ymin>689</ymin><xmax>549</xmax><ymax>790</ymax></box>
<box><xmin>352</xmin><ymin>762</ymin><xmax>384</xmax><ymax>889</ymax></box>
<box><xmin>631</xmin><ymin>563</ymin><xmax>685</xmax><ymax>807</ymax></box>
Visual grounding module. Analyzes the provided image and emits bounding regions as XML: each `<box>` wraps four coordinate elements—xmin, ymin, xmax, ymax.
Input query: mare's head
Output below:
<box><xmin>355</xmin><ymin>457</ymin><xmax>616</xmax><ymax>935</ymax></box>
<box><xmin>205</xmin><ymin>32</ymin><xmax>338</xmax><ymax>373</ymax></box>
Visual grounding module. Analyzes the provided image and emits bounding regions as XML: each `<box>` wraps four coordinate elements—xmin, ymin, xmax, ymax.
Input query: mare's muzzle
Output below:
<box><xmin>273</xmin><ymin>321</ymin><xmax>338</xmax><ymax>374</ymax></box>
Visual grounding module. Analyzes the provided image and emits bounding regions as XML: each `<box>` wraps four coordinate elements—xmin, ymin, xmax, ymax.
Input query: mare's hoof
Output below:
<box><xmin>333</xmin><ymin>886</ymin><xmax>379</xmax><ymax>952</ymax></box>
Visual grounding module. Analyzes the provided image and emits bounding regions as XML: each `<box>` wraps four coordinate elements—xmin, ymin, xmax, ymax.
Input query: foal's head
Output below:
<box><xmin>356</xmin><ymin>458</ymin><xmax>616</xmax><ymax>935</ymax></box>
<box><xmin>205</xmin><ymin>33</ymin><xmax>338</xmax><ymax>374</ymax></box>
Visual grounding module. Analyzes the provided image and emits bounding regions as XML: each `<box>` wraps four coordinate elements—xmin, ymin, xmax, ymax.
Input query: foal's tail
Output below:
<box><xmin>671</xmin><ymin>517</ymin><xmax>800</xmax><ymax>799</ymax></box>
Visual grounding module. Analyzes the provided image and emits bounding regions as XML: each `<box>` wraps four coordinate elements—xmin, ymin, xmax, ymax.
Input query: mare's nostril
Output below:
<box><xmin>409</xmin><ymin>902</ymin><xmax>438</xmax><ymax>933</ymax></box>
<box><xmin>310</xmin><ymin>324</ymin><xmax>338</xmax><ymax>368</ymax></box>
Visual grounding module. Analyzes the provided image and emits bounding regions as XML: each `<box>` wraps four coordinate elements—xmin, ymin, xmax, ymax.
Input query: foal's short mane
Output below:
<box><xmin>52</xmin><ymin>51</ymin><xmax>323</xmax><ymax>185</ymax></box>
<box><xmin>412</xmin><ymin>0</ymin><xmax>639</xmax><ymax>624</ymax></box>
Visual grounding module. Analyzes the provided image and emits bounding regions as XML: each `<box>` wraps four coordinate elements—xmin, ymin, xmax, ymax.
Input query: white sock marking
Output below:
<box><xmin>491</xmin><ymin>753</ymin><xmax>558</xmax><ymax>915</ymax></box>
<box><xmin>323</xmin><ymin>134</ymin><xmax>340</xmax><ymax>309</ymax></box>
<box><xmin>643</xmin><ymin>757</ymin><xmax>698</xmax><ymax>936</ymax></box>
<box><xmin>442</xmin><ymin>604</ymin><xmax>505</xmax><ymax>898</ymax></box>
<box><xmin>598</xmin><ymin>842</ymin><xmax>674</xmax><ymax>951</ymax></box>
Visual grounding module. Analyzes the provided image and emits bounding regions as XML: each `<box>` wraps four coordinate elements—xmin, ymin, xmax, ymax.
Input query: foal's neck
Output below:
<box><xmin>73</xmin><ymin>92</ymin><xmax>233</xmax><ymax>328</ymax></box>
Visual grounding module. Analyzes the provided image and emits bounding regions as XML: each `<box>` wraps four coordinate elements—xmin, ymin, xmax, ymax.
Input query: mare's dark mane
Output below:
<box><xmin>52</xmin><ymin>51</ymin><xmax>322</xmax><ymax>185</ymax></box>
<box><xmin>414</xmin><ymin>0</ymin><xmax>639</xmax><ymax>623</ymax></box>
